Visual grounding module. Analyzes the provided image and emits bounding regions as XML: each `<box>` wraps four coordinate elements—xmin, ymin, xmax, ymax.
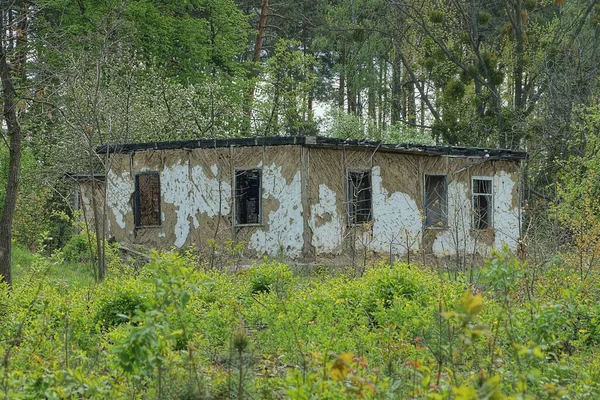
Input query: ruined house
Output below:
<box><xmin>78</xmin><ymin>136</ymin><xmax>527</xmax><ymax>266</ymax></box>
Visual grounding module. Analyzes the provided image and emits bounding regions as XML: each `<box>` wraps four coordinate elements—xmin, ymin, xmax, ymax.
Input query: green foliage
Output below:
<box><xmin>249</xmin><ymin>261</ymin><xmax>294</xmax><ymax>295</ymax></box>
<box><xmin>3</xmin><ymin>248</ymin><xmax>600</xmax><ymax>398</ymax></box>
<box><xmin>59</xmin><ymin>231</ymin><xmax>122</xmax><ymax>270</ymax></box>
<box><xmin>60</xmin><ymin>234</ymin><xmax>91</xmax><ymax>263</ymax></box>
<box><xmin>429</xmin><ymin>11</ymin><xmax>445</xmax><ymax>24</ymax></box>
<box><xmin>327</xmin><ymin>109</ymin><xmax>435</xmax><ymax>145</ymax></box>
<box><xmin>95</xmin><ymin>290</ymin><xmax>148</xmax><ymax>331</ymax></box>
<box><xmin>0</xmin><ymin>147</ymin><xmax>60</xmax><ymax>251</ymax></box>
<box><xmin>41</xmin><ymin>0</ymin><xmax>250</xmax><ymax>82</ymax></box>
<box><xmin>255</xmin><ymin>39</ymin><xmax>318</xmax><ymax>136</ymax></box>
<box><xmin>552</xmin><ymin>104</ymin><xmax>600</xmax><ymax>280</ymax></box>
<box><xmin>477</xmin><ymin>12</ymin><xmax>492</xmax><ymax>25</ymax></box>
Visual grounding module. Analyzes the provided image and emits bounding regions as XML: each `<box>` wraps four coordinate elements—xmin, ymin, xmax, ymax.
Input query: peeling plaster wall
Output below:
<box><xmin>229</xmin><ymin>146</ymin><xmax>304</xmax><ymax>259</ymax></box>
<box><xmin>98</xmin><ymin>144</ymin><xmax>522</xmax><ymax>266</ymax></box>
<box><xmin>431</xmin><ymin>181</ymin><xmax>486</xmax><ymax>257</ymax></box>
<box><xmin>309</xmin><ymin>184</ymin><xmax>343</xmax><ymax>254</ymax></box>
<box><xmin>305</xmin><ymin>148</ymin><xmax>522</xmax><ymax>265</ymax></box>
<box><xmin>102</xmin><ymin>146</ymin><xmax>304</xmax><ymax>259</ymax></box>
<box><xmin>305</xmin><ymin>148</ymin><xmax>427</xmax><ymax>261</ymax></box>
<box><xmin>370</xmin><ymin>165</ymin><xmax>422</xmax><ymax>254</ymax></box>
<box><xmin>493</xmin><ymin>171</ymin><xmax>519</xmax><ymax>250</ymax></box>
<box><xmin>78</xmin><ymin>180</ymin><xmax>106</xmax><ymax>230</ymax></box>
<box><xmin>248</xmin><ymin>164</ymin><xmax>304</xmax><ymax>258</ymax></box>
<box><xmin>161</xmin><ymin>160</ymin><xmax>231</xmax><ymax>247</ymax></box>
<box><xmin>106</xmin><ymin>170</ymin><xmax>134</xmax><ymax>230</ymax></box>
<box><xmin>425</xmin><ymin>160</ymin><xmax>520</xmax><ymax>259</ymax></box>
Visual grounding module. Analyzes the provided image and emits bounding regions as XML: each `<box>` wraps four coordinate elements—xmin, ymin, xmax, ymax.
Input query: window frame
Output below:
<box><xmin>134</xmin><ymin>171</ymin><xmax>162</xmax><ymax>228</ymax></box>
<box><xmin>346</xmin><ymin>169</ymin><xmax>373</xmax><ymax>226</ymax></box>
<box><xmin>424</xmin><ymin>174</ymin><xmax>448</xmax><ymax>229</ymax></box>
<box><xmin>471</xmin><ymin>176</ymin><xmax>494</xmax><ymax>230</ymax></box>
<box><xmin>234</xmin><ymin>168</ymin><xmax>263</xmax><ymax>227</ymax></box>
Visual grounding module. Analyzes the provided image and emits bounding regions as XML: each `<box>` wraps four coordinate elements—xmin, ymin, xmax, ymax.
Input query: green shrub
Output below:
<box><xmin>60</xmin><ymin>232</ymin><xmax>122</xmax><ymax>270</ymax></box>
<box><xmin>61</xmin><ymin>233</ymin><xmax>91</xmax><ymax>262</ymax></box>
<box><xmin>95</xmin><ymin>290</ymin><xmax>148</xmax><ymax>330</ymax></box>
<box><xmin>249</xmin><ymin>261</ymin><xmax>293</xmax><ymax>295</ymax></box>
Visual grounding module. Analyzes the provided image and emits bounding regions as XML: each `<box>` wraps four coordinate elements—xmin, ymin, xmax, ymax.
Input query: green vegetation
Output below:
<box><xmin>2</xmin><ymin>0</ymin><xmax>600</xmax><ymax>397</ymax></box>
<box><xmin>2</xmin><ymin>249</ymin><xmax>600</xmax><ymax>399</ymax></box>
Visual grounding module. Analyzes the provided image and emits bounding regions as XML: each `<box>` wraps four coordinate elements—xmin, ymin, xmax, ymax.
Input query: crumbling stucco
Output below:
<box><xmin>309</xmin><ymin>184</ymin><xmax>343</xmax><ymax>254</ymax></box>
<box><xmin>432</xmin><ymin>170</ymin><xmax>519</xmax><ymax>257</ymax></box>
<box><xmin>369</xmin><ymin>166</ymin><xmax>422</xmax><ymax>254</ymax></box>
<box><xmin>432</xmin><ymin>181</ymin><xmax>482</xmax><ymax>257</ymax></box>
<box><xmin>91</xmin><ymin>142</ymin><xmax>523</xmax><ymax>266</ymax></box>
<box><xmin>248</xmin><ymin>164</ymin><xmax>304</xmax><ymax>258</ymax></box>
<box><xmin>106</xmin><ymin>170</ymin><xmax>134</xmax><ymax>229</ymax></box>
<box><xmin>493</xmin><ymin>171</ymin><xmax>519</xmax><ymax>250</ymax></box>
<box><xmin>162</xmin><ymin>160</ymin><xmax>231</xmax><ymax>248</ymax></box>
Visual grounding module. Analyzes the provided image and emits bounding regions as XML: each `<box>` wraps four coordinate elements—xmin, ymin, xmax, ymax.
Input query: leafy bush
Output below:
<box><xmin>95</xmin><ymin>290</ymin><xmax>148</xmax><ymax>330</ymax></box>
<box><xmin>61</xmin><ymin>233</ymin><xmax>91</xmax><ymax>262</ymax></box>
<box><xmin>3</xmin><ymin>250</ymin><xmax>600</xmax><ymax>398</ymax></box>
<box><xmin>249</xmin><ymin>260</ymin><xmax>293</xmax><ymax>295</ymax></box>
<box><xmin>60</xmin><ymin>231</ymin><xmax>122</xmax><ymax>269</ymax></box>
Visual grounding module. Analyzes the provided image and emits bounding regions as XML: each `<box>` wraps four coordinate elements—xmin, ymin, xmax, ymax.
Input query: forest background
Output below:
<box><xmin>1</xmin><ymin>0</ymin><xmax>600</xmax><ymax>398</ymax></box>
<box><xmin>1</xmin><ymin>0</ymin><xmax>600</xmax><ymax>275</ymax></box>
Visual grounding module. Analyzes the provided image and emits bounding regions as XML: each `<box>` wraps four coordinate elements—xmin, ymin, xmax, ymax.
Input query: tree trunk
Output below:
<box><xmin>246</xmin><ymin>0</ymin><xmax>269</xmax><ymax>115</ymax></box>
<box><xmin>303</xmin><ymin>42</ymin><xmax>314</xmax><ymax>124</ymax></box>
<box><xmin>338</xmin><ymin>47</ymin><xmax>346</xmax><ymax>109</ymax></box>
<box><xmin>347</xmin><ymin>65</ymin><xmax>357</xmax><ymax>115</ymax></box>
<box><xmin>0</xmin><ymin>6</ymin><xmax>25</xmax><ymax>287</ymax></box>
<box><xmin>405</xmin><ymin>80</ymin><xmax>416</xmax><ymax>126</ymax></box>
<box><xmin>391</xmin><ymin>51</ymin><xmax>402</xmax><ymax>125</ymax></box>
<box><xmin>512</xmin><ymin>0</ymin><xmax>524</xmax><ymax>148</ymax></box>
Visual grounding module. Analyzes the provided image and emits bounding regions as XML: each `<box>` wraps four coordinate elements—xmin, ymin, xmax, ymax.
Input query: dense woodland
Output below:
<box><xmin>2</xmin><ymin>0</ymin><xmax>600</xmax><ymax>398</ymax></box>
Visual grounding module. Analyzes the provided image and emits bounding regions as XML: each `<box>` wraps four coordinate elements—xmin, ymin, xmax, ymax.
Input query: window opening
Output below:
<box><xmin>425</xmin><ymin>175</ymin><xmax>447</xmax><ymax>228</ymax></box>
<box><xmin>347</xmin><ymin>170</ymin><xmax>372</xmax><ymax>224</ymax></box>
<box><xmin>472</xmin><ymin>177</ymin><xmax>493</xmax><ymax>229</ymax></box>
<box><xmin>235</xmin><ymin>169</ymin><xmax>261</xmax><ymax>225</ymax></box>
<box><xmin>134</xmin><ymin>172</ymin><xmax>161</xmax><ymax>227</ymax></box>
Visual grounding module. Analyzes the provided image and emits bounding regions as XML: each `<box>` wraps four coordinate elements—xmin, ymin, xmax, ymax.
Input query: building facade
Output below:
<box><xmin>81</xmin><ymin>136</ymin><xmax>527</xmax><ymax>266</ymax></box>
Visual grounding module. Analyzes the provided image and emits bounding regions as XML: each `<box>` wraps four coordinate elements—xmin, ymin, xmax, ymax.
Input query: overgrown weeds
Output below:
<box><xmin>1</xmin><ymin>248</ymin><xmax>600</xmax><ymax>398</ymax></box>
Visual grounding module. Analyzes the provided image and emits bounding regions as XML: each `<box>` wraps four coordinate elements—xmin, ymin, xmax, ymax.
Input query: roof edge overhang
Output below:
<box><xmin>65</xmin><ymin>173</ymin><xmax>106</xmax><ymax>182</ymax></box>
<box><xmin>96</xmin><ymin>136</ymin><xmax>528</xmax><ymax>161</ymax></box>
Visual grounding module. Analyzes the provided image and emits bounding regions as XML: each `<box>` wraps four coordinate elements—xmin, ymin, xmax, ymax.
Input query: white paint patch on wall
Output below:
<box><xmin>162</xmin><ymin>161</ymin><xmax>231</xmax><ymax>248</ymax></box>
<box><xmin>432</xmin><ymin>181</ymin><xmax>490</xmax><ymax>257</ymax></box>
<box><xmin>106</xmin><ymin>170</ymin><xmax>134</xmax><ymax>229</ymax></box>
<box><xmin>309</xmin><ymin>184</ymin><xmax>343</xmax><ymax>254</ymax></box>
<box><xmin>493</xmin><ymin>171</ymin><xmax>519</xmax><ymax>251</ymax></box>
<box><xmin>369</xmin><ymin>166</ymin><xmax>422</xmax><ymax>254</ymax></box>
<box><xmin>432</xmin><ymin>171</ymin><xmax>520</xmax><ymax>257</ymax></box>
<box><xmin>249</xmin><ymin>164</ymin><xmax>304</xmax><ymax>258</ymax></box>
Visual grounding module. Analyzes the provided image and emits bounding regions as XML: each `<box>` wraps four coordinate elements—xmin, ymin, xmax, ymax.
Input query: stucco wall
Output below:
<box><xmin>89</xmin><ymin>144</ymin><xmax>522</xmax><ymax>265</ymax></box>
<box><xmin>304</xmin><ymin>147</ymin><xmax>521</xmax><ymax>265</ymax></box>
<box><xmin>100</xmin><ymin>145</ymin><xmax>303</xmax><ymax>259</ymax></box>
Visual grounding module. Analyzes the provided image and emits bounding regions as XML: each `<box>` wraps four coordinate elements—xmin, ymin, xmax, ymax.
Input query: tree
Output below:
<box><xmin>0</xmin><ymin>2</ymin><xmax>29</xmax><ymax>287</ymax></box>
<box><xmin>388</xmin><ymin>0</ymin><xmax>600</xmax><ymax>148</ymax></box>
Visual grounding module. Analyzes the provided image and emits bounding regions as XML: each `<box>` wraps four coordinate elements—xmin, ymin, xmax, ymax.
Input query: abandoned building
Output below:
<box><xmin>77</xmin><ymin>136</ymin><xmax>527</xmax><ymax>265</ymax></box>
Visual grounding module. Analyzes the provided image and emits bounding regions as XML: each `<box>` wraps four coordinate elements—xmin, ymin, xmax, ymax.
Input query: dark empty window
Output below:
<box><xmin>472</xmin><ymin>178</ymin><xmax>493</xmax><ymax>229</ymax></box>
<box><xmin>425</xmin><ymin>175</ymin><xmax>447</xmax><ymax>228</ymax></box>
<box><xmin>134</xmin><ymin>172</ymin><xmax>161</xmax><ymax>227</ymax></box>
<box><xmin>235</xmin><ymin>169</ymin><xmax>261</xmax><ymax>225</ymax></box>
<box><xmin>347</xmin><ymin>170</ymin><xmax>372</xmax><ymax>224</ymax></box>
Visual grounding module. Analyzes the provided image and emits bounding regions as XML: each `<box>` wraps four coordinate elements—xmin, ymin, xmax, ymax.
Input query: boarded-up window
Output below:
<box><xmin>347</xmin><ymin>170</ymin><xmax>372</xmax><ymax>224</ymax></box>
<box><xmin>472</xmin><ymin>177</ymin><xmax>493</xmax><ymax>229</ymax></box>
<box><xmin>134</xmin><ymin>172</ymin><xmax>161</xmax><ymax>227</ymax></box>
<box><xmin>235</xmin><ymin>169</ymin><xmax>261</xmax><ymax>225</ymax></box>
<box><xmin>425</xmin><ymin>175</ymin><xmax>447</xmax><ymax>227</ymax></box>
